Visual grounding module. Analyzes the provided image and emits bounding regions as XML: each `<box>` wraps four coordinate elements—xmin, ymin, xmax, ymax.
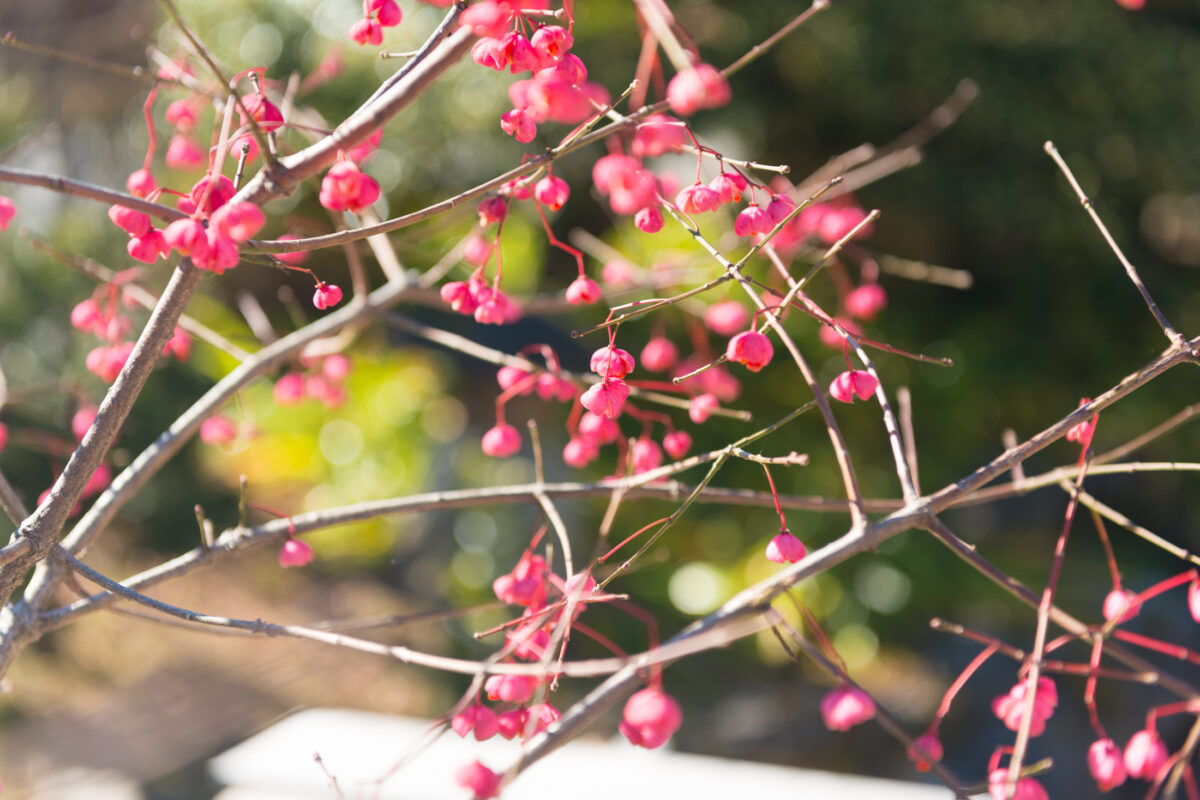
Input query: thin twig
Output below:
<box><xmin>1044</xmin><ymin>140</ymin><xmax>1183</xmax><ymax>346</ymax></box>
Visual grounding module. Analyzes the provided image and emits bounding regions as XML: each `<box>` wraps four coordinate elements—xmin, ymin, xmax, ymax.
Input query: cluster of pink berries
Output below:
<box><xmin>441</xmin><ymin>270</ymin><xmax>521</xmax><ymax>326</ymax></box>
<box><xmin>462</xmin><ymin>3</ymin><xmax>610</xmax><ymax>146</ymax></box>
<box><xmin>318</xmin><ymin>158</ymin><xmax>380</xmax><ymax>214</ymax></box>
<box><xmin>72</xmin><ymin>288</ymin><xmax>190</xmax><ymax>383</ymax></box>
<box><xmin>454</xmin><ymin>543</ymin><xmax>683</xmax><ymax>798</ymax></box>
<box><xmin>274</xmin><ymin>353</ymin><xmax>353</xmax><ymax>409</ymax></box>
<box><xmin>992</xmin><ymin>676</ymin><xmax>1058</xmax><ymax>737</ymax></box>
<box><xmin>161</xmin><ymin>196</ymin><xmax>265</xmax><ymax>274</ymax></box>
<box><xmin>349</xmin><ymin>0</ymin><xmax>402</xmax><ymax>46</ymax></box>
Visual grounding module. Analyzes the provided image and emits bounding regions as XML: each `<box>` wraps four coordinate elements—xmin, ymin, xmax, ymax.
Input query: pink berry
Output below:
<box><xmin>500</xmin><ymin>108</ymin><xmax>537</xmax><ymax>143</ymax></box>
<box><xmin>688</xmin><ymin>393</ymin><xmax>719</xmax><ymax>424</ymax></box>
<box><xmin>589</xmin><ymin>346</ymin><xmax>635</xmax><ymax>379</ymax></box>
<box><xmin>704</xmin><ymin>301</ymin><xmax>749</xmax><ymax>336</ymax></box>
<box><xmin>319</xmin><ymin>161</ymin><xmax>379</xmax><ymax>212</ymax></box>
<box><xmin>504</xmin><ymin>32</ymin><xmax>541</xmax><ymax>74</ymax></box>
<box><xmin>441</xmin><ymin>281</ymin><xmax>479</xmax><ymax>315</ymax></box>
<box><xmin>193</xmin><ymin>229</ymin><xmax>240</xmax><ymax>274</ymax></box>
<box><xmin>472</xmin><ymin>37</ymin><xmax>509</xmax><ymax>71</ymax></box>
<box><xmin>709</xmin><ymin>171</ymin><xmax>748</xmax><ymax>204</ymax></box>
<box><xmin>199</xmin><ymin>415</ymin><xmax>237</xmax><ymax>445</ymax></box>
<box><xmin>0</xmin><ymin>422</ymin><xmax>7</xmax><ymax>454</ymax></box>
<box><xmin>734</xmin><ymin>204</ymin><xmax>772</xmax><ymax>237</ymax></box>
<box><xmin>274</xmin><ymin>373</ymin><xmax>307</xmax><ymax>406</ymax></box>
<box><xmin>640</xmin><ymin>337</ymin><xmax>678</xmax><ymax>373</ymax></box>
<box><xmin>819</xmin><ymin>205</ymin><xmax>873</xmax><ymax>244</ymax></box>
<box><xmin>631</xmin><ymin>114</ymin><xmax>686</xmax><ymax>158</ymax></box>
<box><xmin>71</xmin><ymin>298</ymin><xmax>104</xmax><ymax>335</ymax></box>
<box><xmin>455</xmin><ymin>760</ymin><xmax>500</xmax><ymax>800</ymax></box>
<box><xmin>210</xmin><ymin>202</ymin><xmax>265</xmax><ymax>243</ymax></box>
<box><xmin>452</xmin><ymin>704</ymin><xmax>499</xmax><ymax>741</ymax></box>
<box><xmin>473</xmin><ymin>287</ymin><xmax>516</xmax><ymax>325</ymax></box>
<box><xmin>127</xmin><ymin>230</ymin><xmax>167</xmax><ymax>264</ymax></box>
<box><xmin>271</xmin><ymin>235</ymin><xmax>310</xmax><ymax>266</ymax></box>
<box><xmin>580</xmin><ymin>379</ymin><xmax>629</xmax><ymax>419</ymax></box>
<box><xmin>374</xmin><ymin>0</ymin><xmax>401</xmax><ymax>27</ymax></box>
<box><xmin>667</xmin><ymin>62</ymin><xmax>731</xmax><ymax>116</ymax></box>
<box><xmin>726</xmin><ymin>330</ymin><xmax>773</xmax><ymax>372</ymax></box>
<box><xmin>1102</xmin><ymin>588</ymin><xmax>1141</xmax><ymax>623</ymax></box>
<box><xmin>766</xmin><ymin>194</ymin><xmax>796</xmax><ymax>224</ymax></box>
<box><xmin>592</xmin><ymin>154</ymin><xmax>657</xmax><ymax>215</ymax></box>
<box><xmin>991</xmin><ymin>676</ymin><xmax>1057</xmax><ymax>737</ymax></box>
<box><xmin>165</xmin><ymin>98</ymin><xmax>198</xmax><ymax>131</ymax></box>
<box><xmin>829</xmin><ymin>370</ymin><xmax>878</xmax><ymax>404</ymax></box>
<box><xmin>632</xmin><ymin>437</ymin><xmax>663</xmax><ymax>473</ymax></box>
<box><xmin>163</xmin><ymin>218</ymin><xmax>210</xmax><ymax>260</ymax></box>
<box><xmin>322</xmin><ymin>354</ymin><xmax>352</xmax><ymax>382</ymax></box>
<box><xmin>165</xmin><ymin>134</ymin><xmax>204</xmax><ymax>169</ymax></box>
<box><xmin>907</xmin><ymin>733</ymin><xmax>943</xmax><ymax>772</ymax></box>
<box><xmin>349</xmin><ymin>17</ymin><xmax>383</xmax><ymax>46</ymax></box>
<box><xmin>577</xmin><ymin>411</ymin><xmax>619</xmax><ymax>444</ymax></box>
<box><xmin>126</xmin><ymin>169</ymin><xmax>157</xmax><ymax>198</ymax></box>
<box><xmin>477</xmin><ymin>196</ymin><xmax>508</xmax><ymax>226</ymax></box>
<box><xmin>313</xmin><ymin>282</ymin><xmax>344</xmax><ymax>310</ymax></box>
<box><xmin>481</xmin><ymin>423</ymin><xmax>521</xmax><ymax>458</ymax></box>
<box><xmin>820</xmin><ymin>685</ymin><xmax>875</xmax><ymax>731</ymax></box>
<box><xmin>496</xmin><ymin>365</ymin><xmax>534</xmax><ymax>395</ymax></box>
<box><xmin>1088</xmin><ymin>738</ymin><xmax>1126</xmax><ymax>792</ymax></box>
<box><xmin>459</xmin><ymin>0</ymin><xmax>515</xmax><ymax>38</ymax></box>
<box><xmin>1124</xmin><ymin>729</ymin><xmax>1168</xmax><ymax>780</ymax></box>
<box><xmin>635</xmin><ymin>205</ymin><xmax>664</xmax><ymax>233</ymax></box>
<box><xmin>530</xmin><ymin>25</ymin><xmax>573</xmax><ymax>68</ymax></box>
<box><xmin>845</xmin><ymin>284</ymin><xmax>888</xmax><ymax>322</ymax></box>
<box><xmin>107</xmin><ymin>204</ymin><xmax>151</xmax><ymax>237</ymax></box>
<box><xmin>188</xmin><ymin>175</ymin><xmax>236</xmax><ymax>217</ymax></box>
<box><xmin>563</xmin><ymin>437</ymin><xmax>599</xmax><ymax>468</ymax></box>
<box><xmin>765</xmin><ymin>532</ymin><xmax>806</xmax><ymax>563</ymax></box>
<box><xmin>278</xmin><ymin>539</ymin><xmax>314</xmax><ymax>568</ymax></box>
<box><xmin>239</xmin><ymin>93</ymin><xmax>284</xmax><ymax>133</ymax></box>
<box><xmin>565</xmin><ymin>276</ymin><xmax>601</xmax><ymax>305</ymax></box>
<box><xmin>620</xmin><ymin>687</ymin><xmax>682</xmax><ymax>749</ymax></box>
<box><xmin>85</xmin><ymin>342</ymin><xmax>135</xmax><ymax>383</ymax></box>
<box><xmin>495</xmin><ymin>708</ymin><xmax>526</xmax><ymax>740</ymax></box>
<box><xmin>164</xmin><ymin>327</ymin><xmax>191</xmax><ymax>361</ymax></box>
<box><xmin>72</xmin><ymin>406</ymin><xmax>99</xmax><ymax>441</ymax></box>
<box><xmin>484</xmin><ymin>674</ymin><xmax>537</xmax><ymax>704</ymax></box>
<box><xmin>534</xmin><ymin>175</ymin><xmax>570</xmax><ymax>211</ymax></box>
<box><xmin>663</xmin><ymin>430</ymin><xmax>692</xmax><ymax>460</ymax></box>
<box><xmin>1189</xmin><ymin>578</ymin><xmax>1200</xmax><ymax>623</ymax></box>
<box><xmin>987</xmin><ymin>770</ymin><xmax>1049</xmax><ymax>800</ymax></box>
<box><xmin>674</xmin><ymin>182</ymin><xmax>720</xmax><ymax>214</ymax></box>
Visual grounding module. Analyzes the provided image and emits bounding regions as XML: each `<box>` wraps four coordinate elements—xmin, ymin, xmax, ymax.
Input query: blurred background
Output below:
<box><xmin>1</xmin><ymin>0</ymin><xmax>1199</xmax><ymax>796</ymax></box>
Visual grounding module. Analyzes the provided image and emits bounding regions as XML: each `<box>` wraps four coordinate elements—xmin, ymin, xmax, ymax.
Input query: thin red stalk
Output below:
<box><xmin>760</xmin><ymin>463</ymin><xmax>788</xmax><ymax>532</ymax></box>
<box><xmin>141</xmin><ymin>86</ymin><xmax>159</xmax><ymax>171</ymax></box>
<box><xmin>1114</xmin><ymin>630</ymin><xmax>1200</xmax><ymax>664</ymax></box>
<box><xmin>533</xmin><ymin>202</ymin><xmax>585</xmax><ymax>276</ymax></box>
<box><xmin>1085</xmin><ymin>636</ymin><xmax>1107</xmax><ymax>740</ymax></box>
<box><xmin>1007</xmin><ymin>454</ymin><xmax>1093</xmax><ymax>790</ymax></box>
<box><xmin>1090</xmin><ymin>508</ymin><xmax>1123</xmax><ymax>590</ymax></box>
<box><xmin>599</xmin><ymin>516</ymin><xmax>672</xmax><ymax>563</ymax></box>
<box><xmin>931</xmin><ymin>643</ymin><xmax>999</xmax><ymax>731</ymax></box>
